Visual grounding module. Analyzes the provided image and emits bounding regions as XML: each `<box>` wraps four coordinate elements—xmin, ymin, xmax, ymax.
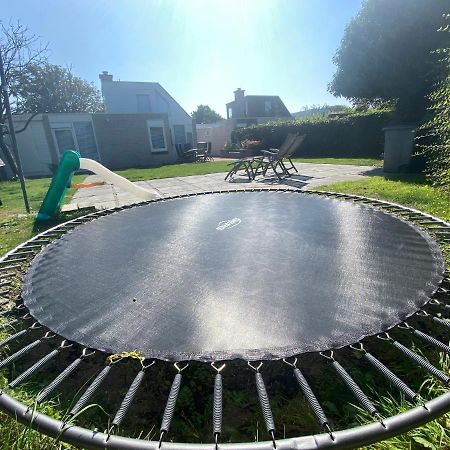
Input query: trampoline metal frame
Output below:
<box><xmin>0</xmin><ymin>188</ymin><xmax>449</xmax><ymax>450</ymax></box>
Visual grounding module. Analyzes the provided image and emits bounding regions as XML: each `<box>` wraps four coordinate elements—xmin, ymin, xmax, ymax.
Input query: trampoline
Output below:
<box><xmin>0</xmin><ymin>188</ymin><xmax>449</xmax><ymax>449</ymax></box>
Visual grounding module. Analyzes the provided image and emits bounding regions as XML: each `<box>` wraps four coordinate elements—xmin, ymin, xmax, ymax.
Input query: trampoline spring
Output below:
<box><xmin>0</xmin><ymin>339</ymin><xmax>42</xmax><ymax>370</ymax></box>
<box><xmin>112</xmin><ymin>369</ymin><xmax>146</xmax><ymax>428</ymax></box>
<box><xmin>0</xmin><ymin>280</ymin><xmax>11</xmax><ymax>288</ymax></box>
<box><xmin>211</xmin><ymin>362</ymin><xmax>225</xmax><ymax>444</ymax></box>
<box><xmin>363</xmin><ymin>353</ymin><xmax>417</xmax><ymax>401</ymax></box>
<box><xmin>0</xmin><ymin>257</ymin><xmax>27</xmax><ymax>264</ymax></box>
<box><xmin>0</xmin><ymin>328</ymin><xmax>28</xmax><ymax>348</ymax></box>
<box><xmin>12</xmin><ymin>250</ymin><xmax>36</xmax><ymax>257</ymax></box>
<box><xmin>432</xmin><ymin>316</ymin><xmax>450</xmax><ymax>330</ymax></box>
<box><xmin>292</xmin><ymin>367</ymin><xmax>331</xmax><ymax>429</ymax></box>
<box><xmin>0</xmin><ymin>264</ymin><xmax>20</xmax><ymax>271</ymax></box>
<box><xmin>391</xmin><ymin>341</ymin><xmax>450</xmax><ymax>384</ymax></box>
<box><xmin>2</xmin><ymin>318</ymin><xmax>18</xmax><ymax>327</ymax></box>
<box><xmin>213</xmin><ymin>373</ymin><xmax>223</xmax><ymax>440</ymax></box>
<box><xmin>67</xmin><ymin>365</ymin><xmax>112</xmax><ymax>419</ymax></box>
<box><xmin>22</xmin><ymin>244</ymin><xmax>43</xmax><ymax>250</ymax></box>
<box><xmin>159</xmin><ymin>372</ymin><xmax>183</xmax><ymax>445</ymax></box>
<box><xmin>8</xmin><ymin>348</ymin><xmax>60</xmax><ymax>388</ymax></box>
<box><xmin>331</xmin><ymin>360</ymin><xmax>379</xmax><ymax>417</ymax></box>
<box><xmin>413</xmin><ymin>329</ymin><xmax>450</xmax><ymax>355</ymax></box>
<box><xmin>254</xmin><ymin>371</ymin><xmax>276</xmax><ymax>447</ymax></box>
<box><xmin>36</xmin><ymin>356</ymin><xmax>86</xmax><ymax>403</ymax></box>
<box><xmin>0</xmin><ymin>308</ymin><xmax>14</xmax><ymax>317</ymax></box>
<box><xmin>416</xmin><ymin>219</ymin><xmax>440</xmax><ymax>225</ymax></box>
<box><xmin>0</xmin><ymin>272</ymin><xmax>16</xmax><ymax>279</ymax></box>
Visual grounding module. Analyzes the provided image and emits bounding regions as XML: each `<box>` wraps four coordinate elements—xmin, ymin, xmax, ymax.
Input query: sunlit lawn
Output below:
<box><xmin>316</xmin><ymin>174</ymin><xmax>450</xmax><ymax>222</ymax></box>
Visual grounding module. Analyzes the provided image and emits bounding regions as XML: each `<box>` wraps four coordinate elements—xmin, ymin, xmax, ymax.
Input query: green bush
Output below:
<box><xmin>231</xmin><ymin>110</ymin><xmax>393</xmax><ymax>158</ymax></box>
<box><xmin>417</xmin><ymin>15</ymin><xmax>450</xmax><ymax>193</ymax></box>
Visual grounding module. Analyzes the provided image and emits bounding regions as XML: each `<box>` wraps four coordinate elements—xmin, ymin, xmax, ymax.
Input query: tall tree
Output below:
<box><xmin>0</xmin><ymin>20</ymin><xmax>48</xmax><ymax>176</ymax></box>
<box><xmin>12</xmin><ymin>63</ymin><xmax>104</xmax><ymax>114</ymax></box>
<box><xmin>191</xmin><ymin>104</ymin><xmax>223</xmax><ymax>124</ymax></box>
<box><xmin>329</xmin><ymin>0</ymin><xmax>448</xmax><ymax>121</ymax></box>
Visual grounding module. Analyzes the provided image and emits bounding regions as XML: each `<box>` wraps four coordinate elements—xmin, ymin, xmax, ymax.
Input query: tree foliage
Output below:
<box><xmin>12</xmin><ymin>63</ymin><xmax>104</xmax><ymax>114</ymax></box>
<box><xmin>0</xmin><ymin>20</ymin><xmax>49</xmax><ymax>175</ymax></box>
<box><xmin>191</xmin><ymin>104</ymin><xmax>223</xmax><ymax>124</ymax></box>
<box><xmin>417</xmin><ymin>15</ymin><xmax>450</xmax><ymax>193</ymax></box>
<box><xmin>0</xmin><ymin>20</ymin><xmax>48</xmax><ymax>119</ymax></box>
<box><xmin>329</xmin><ymin>0</ymin><xmax>449</xmax><ymax>121</ymax></box>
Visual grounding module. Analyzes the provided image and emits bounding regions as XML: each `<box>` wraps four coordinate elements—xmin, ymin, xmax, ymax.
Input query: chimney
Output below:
<box><xmin>234</xmin><ymin>88</ymin><xmax>245</xmax><ymax>101</ymax></box>
<box><xmin>99</xmin><ymin>71</ymin><xmax>113</xmax><ymax>82</ymax></box>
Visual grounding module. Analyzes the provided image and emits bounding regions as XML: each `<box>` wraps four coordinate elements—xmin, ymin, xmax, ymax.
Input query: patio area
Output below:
<box><xmin>62</xmin><ymin>162</ymin><xmax>382</xmax><ymax>211</ymax></box>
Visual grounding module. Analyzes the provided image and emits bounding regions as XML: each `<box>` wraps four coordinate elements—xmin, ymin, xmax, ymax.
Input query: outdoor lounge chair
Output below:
<box><xmin>252</xmin><ymin>133</ymin><xmax>301</xmax><ymax>180</ymax></box>
<box><xmin>274</xmin><ymin>134</ymin><xmax>306</xmax><ymax>176</ymax></box>
<box><xmin>224</xmin><ymin>133</ymin><xmax>297</xmax><ymax>181</ymax></box>
<box><xmin>224</xmin><ymin>156</ymin><xmax>255</xmax><ymax>180</ymax></box>
<box><xmin>196</xmin><ymin>142</ymin><xmax>213</xmax><ymax>162</ymax></box>
<box><xmin>175</xmin><ymin>143</ymin><xmax>197</xmax><ymax>163</ymax></box>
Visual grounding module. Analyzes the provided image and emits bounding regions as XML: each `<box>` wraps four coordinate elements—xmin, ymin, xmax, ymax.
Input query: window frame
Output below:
<box><xmin>146</xmin><ymin>120</ymin><xmax>168</xmax><ymax>153</ymax></box>
<box><xmin>51</xmin><ymin>124</ymin><xmax>79</xmax><ymax>156</ymax></box>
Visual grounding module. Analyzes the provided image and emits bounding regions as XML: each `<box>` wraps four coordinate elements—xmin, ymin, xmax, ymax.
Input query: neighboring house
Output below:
<box><xmin>2</xmin><ymin>111</ymin><xmax>176</xmax><ymax>178</ymax></box>
<box><xmin>0</xmin><ymin>72</ymin><xmax>196</xmax><ymax>179</ymax></box>
<box><xmin>99</xmin><ymin>71</ymin><xmax>196</xmax><ymax>149</ymax></box>
<box><xmin>226</xmin><ymin>88</ymin><xmax>291</xmax><ymax>124</ymax></box>
<box><xmin>197</xmin><ymin>88</ymin><xmax>292</xmax><ymax>156</ymax></box>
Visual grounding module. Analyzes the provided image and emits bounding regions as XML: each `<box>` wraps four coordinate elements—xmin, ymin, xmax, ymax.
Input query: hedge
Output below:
<box><xmin>416</xmin><ymin>17</ymin><xmax>450</xmax><ymax>192</ymax></box>
<box><xmin>231</xmin><ymin>110</ymin><xmax>393</xmax><ymax>158</ymax></box>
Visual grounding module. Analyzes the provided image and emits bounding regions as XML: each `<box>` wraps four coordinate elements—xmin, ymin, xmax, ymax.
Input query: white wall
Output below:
<box><xmin>196</xmin><ymin>120</ymin><xmax>237</xmax><ymax>156</ymax></box>
<box><xmin>101</xmin><ymin>81</ymin><xmax>194</xmax><ymax>145</ymax></box>
<box><xmin>11</xmin><ymin>114</ymin><xmax>53</xmax><ymax>177</ymax></box>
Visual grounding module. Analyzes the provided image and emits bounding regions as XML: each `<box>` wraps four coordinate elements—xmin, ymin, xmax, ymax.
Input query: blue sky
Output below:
<box><xmin>3</xmin><ymin>0</ymin><xmax>362</xmax><ymax>116</ymax></box>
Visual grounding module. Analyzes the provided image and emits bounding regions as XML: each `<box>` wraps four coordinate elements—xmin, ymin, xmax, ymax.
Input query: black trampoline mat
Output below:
<box><xmin>22</xmin><ymin>191</ymin><xmax>444</xmax><ymax>361</ymax></box>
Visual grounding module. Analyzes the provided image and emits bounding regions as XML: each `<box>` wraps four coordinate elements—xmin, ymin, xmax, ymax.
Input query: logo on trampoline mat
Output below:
<box><xmin>216</xmin><ymin>218</ymin><xmax>241</xmax><ymax>231</ymax></box>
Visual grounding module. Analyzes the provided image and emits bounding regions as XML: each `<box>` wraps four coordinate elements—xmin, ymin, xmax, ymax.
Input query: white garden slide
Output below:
<box><xmin>79</xmin><ymin>158</ymin><xmax>160</xmax><ymax>201</ymax></box>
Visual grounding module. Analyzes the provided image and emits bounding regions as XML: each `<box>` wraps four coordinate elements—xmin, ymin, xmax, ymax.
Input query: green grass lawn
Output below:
<box><xmin>0</xmin><ymin>175</ymin><xmax>86</xmax><ymax>254</ymax></box>
<box><xmin>316</xmin><ymin>174</ymin><xmax>450</xmax><ymax>222</ymax></box>
<box><xmin>293</xmin><ymin>157</ymin><xmax>382</xmax><ymax>166</ymax></box>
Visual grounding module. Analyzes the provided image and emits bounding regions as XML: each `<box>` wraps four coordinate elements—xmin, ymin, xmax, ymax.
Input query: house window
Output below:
<box><xmin>264</xmin><ymin>100</ymin><xmax>273</xmax><ymax>116</ymax></box>
<box><xmin>137</xmin><ymin>94</ymin><xmax>151</xmax><ymax>113</ymax></box>
<box><xmin>54</xmin><ymin>129</ymin><xmax>76</xmax><ymax>155</ymax></box>
<box><xmin>147</xmin><ymin>120</ymin><xmax>167</xmax><ymax>153</ymax></box>
<box><xmin>173</xmin><ymin>125</ymin><xmax>186</xmax><ymax>145</ymax></box>
<box><xmin>73</xmin><ymin>122</ymin><xmax>99</xmax><ymax>161</ymax></box>
<box><xmin>228</xmin><ymin>107</ymin><xmax>233</xmax><ymax>118</ymax></box>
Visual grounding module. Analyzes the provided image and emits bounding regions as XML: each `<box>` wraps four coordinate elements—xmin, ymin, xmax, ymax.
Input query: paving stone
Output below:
<box><xmin>65</xmin><ymin>163</ymin><xmax>382</xmax><ymax>211</ymax></box>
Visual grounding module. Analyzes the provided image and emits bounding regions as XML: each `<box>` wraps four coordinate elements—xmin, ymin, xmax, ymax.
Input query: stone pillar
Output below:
<box><xmin>382</xmin><ymin>125</ymin><xmax>416</xmax><ymax>173</ymax></box>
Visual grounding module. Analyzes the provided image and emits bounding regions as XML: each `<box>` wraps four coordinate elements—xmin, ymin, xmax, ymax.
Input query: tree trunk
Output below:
<box><xmin>0</xmin><ymin>133</ymin><xmax>19</xmax><ymax>177</ymax></box>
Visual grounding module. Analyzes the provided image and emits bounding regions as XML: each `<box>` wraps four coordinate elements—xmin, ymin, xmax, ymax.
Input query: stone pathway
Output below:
<box><xmin>62</xmin><ymin>163</ymin><xmax>382</xmax><ymax>212</ymax></box>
